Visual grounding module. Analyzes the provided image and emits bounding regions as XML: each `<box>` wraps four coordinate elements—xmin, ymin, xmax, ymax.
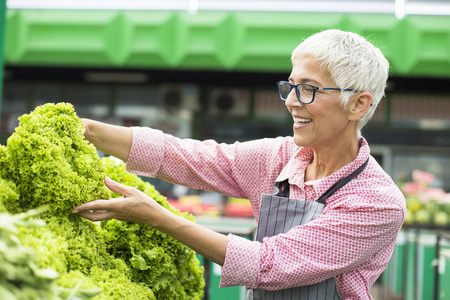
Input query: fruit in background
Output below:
<box><xmin>405</xmin><ymin>195</ymin><xmax>422</xmax><ymax>213</ymax></box>
<box><xmin>401</xmin><ymin>169</ymin><xmax>449</xmax><ymax>227</ymax></box>
<box><xmin>414</xmin><ymin>209</ymin><xmax>431</xmax><ymax>225</ymax></box>
<box><xmin>424</xmin><ymin>199</ymin><xmax>438</xmax><ymax>217</ymax></box>
<box><xmin>404</xmin><ymin>209</ymin><xmax>414</xmax><ymax>225</ymax></box>
<box><xmin>442</xmin><ymin>201</ymin><xmax>450</xmax><ymax>215</ymax></box>
<box><xmin>434</xmin><ymin>211</ymin><xmax>449</xmax><ymax>226</ymax></box>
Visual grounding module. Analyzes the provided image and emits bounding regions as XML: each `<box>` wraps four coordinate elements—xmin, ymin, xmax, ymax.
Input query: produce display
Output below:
<box><xmin>0</xmin><ymin>207</ymin><xmax>103</xmax><ymax>300</ymax></box>
<box><xmin>402</xmin><ymin>169</ymin><xmax>450</xmax><ymax>227</ymax></box>
<box><xmin>0</xmin><ymin>103</ymin><xmax>204</xmax><ymax>299</ymax></box>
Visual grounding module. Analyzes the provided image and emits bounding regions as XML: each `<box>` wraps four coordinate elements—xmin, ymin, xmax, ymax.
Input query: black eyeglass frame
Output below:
<box><xmin>277</xmin><ymin>81</ymin><xmax>358</xmax><ymax>104</ymax></box>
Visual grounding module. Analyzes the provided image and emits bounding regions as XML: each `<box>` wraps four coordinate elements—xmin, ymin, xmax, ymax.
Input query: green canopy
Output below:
<box><xmin>3</xmin><ymin>9</ymin><xmax>450</xmax><ymax>78</ymax></box>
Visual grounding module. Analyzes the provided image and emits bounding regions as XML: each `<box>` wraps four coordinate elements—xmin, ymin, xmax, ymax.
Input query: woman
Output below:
<box><xmin>73</xmin><ymin>29</ymin><xmax>406</xmax><ymax>299</ymax></box>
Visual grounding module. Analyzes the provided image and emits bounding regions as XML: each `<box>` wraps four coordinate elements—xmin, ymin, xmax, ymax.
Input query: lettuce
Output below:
<box><xmin>0</xmin><ymin>177</ymin><xmax>18</xmax><ymax>213</ymax></box>
<box><xmin>4</xmin><ymin>102</ymin><xmax>110</xmax><ymax>216</ymax></box>
<box><xmin>0</xmin><ymin>103</ymin><xmax>205</xmax><ymax>299</ymax></box>
<box><xmin>0</xmin><ymin>145</ymin><xmax>19</xmax><ymax>213</ymax></box>
<box><xmin>101</xmin><ymin>157</ymin><xmax>205</xmax><ymax>300</ymax></box>
<box><xmin>0</xmin><ymin>208</ymin><xmax>103</xmax><ymax>300</ymax></box>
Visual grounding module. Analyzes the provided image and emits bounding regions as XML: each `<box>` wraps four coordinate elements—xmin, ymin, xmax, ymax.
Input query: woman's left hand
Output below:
<box><xmin>74</xmin><ymin>177</ymin><xmax>228</xmax><ymax>266</ymax></box>
<box><xmin>72</xmin><ymin>176</ymin><xmax>167</xmax><ymax>226</ymax></box>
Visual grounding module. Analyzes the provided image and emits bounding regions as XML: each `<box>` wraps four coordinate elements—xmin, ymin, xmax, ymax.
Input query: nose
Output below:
<box><xmin>284</xmin><ymin>89</ymin><xmax>303</xmax><ymax>109</ymax></box>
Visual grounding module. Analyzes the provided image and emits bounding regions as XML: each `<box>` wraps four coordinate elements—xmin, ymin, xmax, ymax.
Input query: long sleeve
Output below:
<box><xmin>126</xmin><ymin>126</ymin><xmax>295</xmax><ymax>204</ymax></box>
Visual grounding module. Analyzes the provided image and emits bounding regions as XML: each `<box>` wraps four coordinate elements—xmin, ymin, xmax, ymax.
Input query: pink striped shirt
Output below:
<box><xmin>126</xmin><ymin>127</ymin><xmax>406</xmax><ymax>300</ymax></box>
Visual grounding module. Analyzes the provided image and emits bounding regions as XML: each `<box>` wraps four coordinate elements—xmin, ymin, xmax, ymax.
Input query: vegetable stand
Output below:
<box><xmin>0</xmin><ymin>103</ymin><xmax>206</xmax><ymax>299</ymax></box>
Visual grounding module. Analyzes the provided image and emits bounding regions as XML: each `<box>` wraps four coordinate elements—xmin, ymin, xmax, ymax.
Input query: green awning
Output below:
<box><xmin>4</xmin><ymin>9</ymin><xmax>450</xmax><ymax>77</ymax></box>
<box><xmin>0</xmin><ymin>0</ymin><xmax>6</xmax><ymax>115</ymax></box>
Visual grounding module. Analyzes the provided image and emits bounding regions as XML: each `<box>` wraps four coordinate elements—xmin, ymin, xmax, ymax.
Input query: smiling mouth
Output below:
<box><xmin>293</xmin><ymin>117</ymin><xmax>312</xmax><ymax>124</ymax></box>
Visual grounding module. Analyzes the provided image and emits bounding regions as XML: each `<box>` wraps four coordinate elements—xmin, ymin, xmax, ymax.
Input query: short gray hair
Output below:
<box><xmin>291</xmin><ymin>29</ymin><xmax>389</xmax><ymax>136</ymax></box>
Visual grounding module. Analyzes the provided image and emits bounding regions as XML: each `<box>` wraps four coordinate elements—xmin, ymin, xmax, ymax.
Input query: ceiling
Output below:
<box><xmin>6</xmin><ymin>0</ymin><xmax>450</xmax><ymax>19</ymax></box>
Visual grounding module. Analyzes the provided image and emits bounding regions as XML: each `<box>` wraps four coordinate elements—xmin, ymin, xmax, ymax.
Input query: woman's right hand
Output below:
<box><xmin>81</xmin><ymin>118</ymin><xmax>94</xmax><ymax>141</ymax></box>
<box><xmin>81</xmin><ymin>118</ymin><xmax>133</xmax><ymax>162</ymax></box>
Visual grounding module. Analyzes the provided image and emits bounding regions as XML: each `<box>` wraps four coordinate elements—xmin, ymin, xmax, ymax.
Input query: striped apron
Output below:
<box><xmin>247</xmin><ymin>158</ymin><xmax>369</xmax><ymax>300</ymax></box>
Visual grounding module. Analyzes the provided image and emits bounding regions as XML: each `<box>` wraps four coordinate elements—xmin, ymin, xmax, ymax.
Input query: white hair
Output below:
<box><xmin>291</xmin><ymin>29</ymin><xmax>389</xmax><ymax>136</ymax></box>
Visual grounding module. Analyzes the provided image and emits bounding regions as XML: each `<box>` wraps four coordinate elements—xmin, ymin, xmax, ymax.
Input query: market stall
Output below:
<box><xmin>2</xmin><ymin>3</ymin><xmax>450</xmax><ymax>300</ymax></box>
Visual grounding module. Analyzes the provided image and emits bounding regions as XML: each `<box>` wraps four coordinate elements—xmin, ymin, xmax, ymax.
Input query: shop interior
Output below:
<box><xmin>1</xmin><ymin>1</ymin><xmax>450</xmax><ymax>299</ymax></box>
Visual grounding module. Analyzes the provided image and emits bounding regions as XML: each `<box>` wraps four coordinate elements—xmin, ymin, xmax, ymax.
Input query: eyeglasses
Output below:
<box><xmin>277</xmin><ymin>81</ymin><xmax>358</xmax><ymax>104</ymax></box>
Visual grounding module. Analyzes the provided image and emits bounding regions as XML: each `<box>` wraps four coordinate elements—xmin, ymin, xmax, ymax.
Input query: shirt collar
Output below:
<box><xmin>275</xmin><ymin>137</ymin><xmax>371</xmax><ymax>194</ymax></box>
<box><xmin>275</xmin><ymin>146</ymin><xmax>313</xmax><ymax>183</ymax></box>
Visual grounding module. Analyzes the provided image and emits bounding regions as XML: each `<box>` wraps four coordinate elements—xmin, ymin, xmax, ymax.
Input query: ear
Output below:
<box><xmin>348</xmin><ymin>92</ymin><xmax>373</xmax><ymax>121</ymax></box>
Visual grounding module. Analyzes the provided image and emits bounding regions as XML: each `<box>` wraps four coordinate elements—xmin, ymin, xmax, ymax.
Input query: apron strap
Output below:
<box><xmin>316</xmin><ymin>157</ymin><xmax>370</xmax><ymax>205</ymax></box>
<box><xmin>275</xmin><ymin>157</ymin><xmax>370</xmax><ymax>206</ymax></box>
<box><xmin>274</xmin><ymin>180</ymin><xmax>290</xmax><ymax>198</ymax></box>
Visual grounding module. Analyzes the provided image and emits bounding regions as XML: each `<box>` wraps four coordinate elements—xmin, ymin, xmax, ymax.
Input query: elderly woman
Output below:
<box><xmin>73</xmin><ymin>29</ymin><xmax>405</xmax><ymax>299</ymax></box>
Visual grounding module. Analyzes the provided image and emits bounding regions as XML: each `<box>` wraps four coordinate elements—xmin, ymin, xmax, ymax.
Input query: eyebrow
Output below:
<box><xmin>288</xmin><ymin>77</ymin><xmax>321</xmax><ymax>86</ymax></box>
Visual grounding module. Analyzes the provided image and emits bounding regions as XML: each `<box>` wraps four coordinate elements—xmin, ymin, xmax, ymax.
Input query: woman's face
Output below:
<box><xmin>285</xmin><ymin>55</ymin><xmax>353</xmax><ymax>149</ymax></box>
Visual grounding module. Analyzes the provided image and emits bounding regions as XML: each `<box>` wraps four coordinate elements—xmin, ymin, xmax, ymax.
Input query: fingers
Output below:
<box><xmin>81</xmin><ymin>118</ymin><xmax>91</xmax><ymax>128</ymax></box>
<box><xmin>73</xmin><ymin>180</ymin><xmax>150</xmax><ymax>223</ymax></box>
<box><xmin>81</xmin><ymin>118</ymin><xmax>92</xmax><ymax>139</ymax></box>
<box><xmin>104</xmin><ymin>176</ymin><xmax>134</xmax><ymax>197</ymax></box>
<box><xmin>72</xmin><ymin>199</ymin><xmax>119</xmax><ymax>221</ymax></box>
<box><xmin>76</xmin><ymin>209</ymin><xmax>115</xmax><ymax>222</ymax></box>
<box><xmin>72</xmin><ymin>199</ymin><xmax>112</xmax><ymax>213</ymax></box>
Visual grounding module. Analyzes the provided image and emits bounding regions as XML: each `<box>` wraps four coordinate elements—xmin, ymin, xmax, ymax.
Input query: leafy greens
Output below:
<box><xmin>0</xmin><ymin>103</ymin><xmax>204</xmax><ymax>300</ymax></box>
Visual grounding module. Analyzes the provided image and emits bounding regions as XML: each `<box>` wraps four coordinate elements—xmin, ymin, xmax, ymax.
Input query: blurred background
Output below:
<box><xmin>1</xmin><ymin>1</ymin><xmax>450</xmax><ymax>299</ymax></box>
